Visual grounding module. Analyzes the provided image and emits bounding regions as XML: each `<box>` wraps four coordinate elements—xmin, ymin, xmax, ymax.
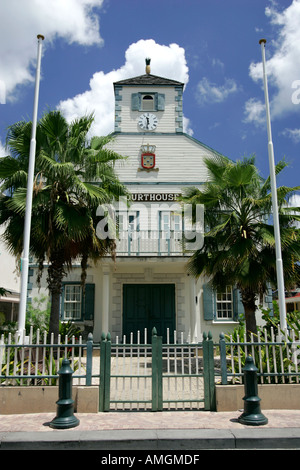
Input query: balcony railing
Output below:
<box><xmin>115</xmin><ymin>230</ymin><xmax>187</xmax><ymax>256</ymax></box>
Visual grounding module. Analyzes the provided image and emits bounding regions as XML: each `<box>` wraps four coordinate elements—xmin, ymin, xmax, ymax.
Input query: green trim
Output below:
<box><xmin>131</xmin><ymin>92</ymin><xmax>165</xmax><ymax>112</ymax></box>
<box><xmin>152</xmin><ymin>331</ymin><xmax>163</xmax><ymax>411</ymax></box>
<box><xmin>97</xmin><ymin>330</ymin><xmax>215</xmax><ymax>411</ymax></box>
<box><xmin>114</xmin><ymin>86</ymin><xmax>122</xmax><ymax>131</ymax></box>
<box><xmin>203</xmin><ymin>283</ymin><xmax>244</xmax><ymax>323</ymax></box>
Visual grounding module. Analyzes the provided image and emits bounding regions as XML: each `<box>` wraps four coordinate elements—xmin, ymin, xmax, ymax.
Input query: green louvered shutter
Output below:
<box><xmin>60</xmin><ymin>286</ymin><xmax>65</xmax><ymax>319</ymax></box>
<box><xmin>156</xmin><ymin>93</ymin><xmax>165</xmax><ymax>110</ymax></box>
<box><xmin>131</xmin><ymin>93</ymin><xmax>140</xmax><ymax>110</ymax></box>
<box><xmin>83</xmin><ymin>283</ymin><xmax>95</xmax><ymax>320</ymax></box>
<box><xmin>233</xmin><ymin>288</ymin><xmax>244</xmax><ymax>321</ymax></box>
<box><xmin>203</xmin><ymin>283</ymin><xmax>215</xmax><ymax>321</ymax></box>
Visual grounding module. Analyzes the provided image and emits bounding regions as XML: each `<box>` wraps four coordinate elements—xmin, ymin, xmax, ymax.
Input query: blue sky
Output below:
<box><xmin>0</xmin><ymin>0</ymin><xmax>299</xmax><ymax>197</ymax></box>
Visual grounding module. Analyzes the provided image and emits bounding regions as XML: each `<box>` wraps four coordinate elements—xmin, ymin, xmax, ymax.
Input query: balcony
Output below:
<box><xmin>115</xmin><ymin>230</ymin><xmax>188</xmax><ymax>256</ymax></box>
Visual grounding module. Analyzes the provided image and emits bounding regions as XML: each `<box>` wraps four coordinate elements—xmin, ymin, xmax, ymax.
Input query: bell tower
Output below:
<box><xmin>113</xmin><ymin>59</ymin><xmax>184</xmax><ymax>134</ymax></box>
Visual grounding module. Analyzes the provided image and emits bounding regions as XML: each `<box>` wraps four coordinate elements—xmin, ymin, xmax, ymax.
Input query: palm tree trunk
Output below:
<box><xmin>47</xmin><ymin>251</ymin><xmax>66</xmax><ymax>343</ymax></box>
<box><xmin>49</xmin><ymin>289</ymin><xmax>61</xmax><ymax>343</ymax></box>
<box><xmin>240</xmin><ymin>288</ymin><xmax>258</xmax><ymax>339</ymax></box>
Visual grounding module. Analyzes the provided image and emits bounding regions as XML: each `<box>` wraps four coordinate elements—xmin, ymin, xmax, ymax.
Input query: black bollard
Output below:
<box><xmin>238</xmin><ymin>356</ymin><xmax>268</xmax><ymax>426</ymax></box>
<box><xmin>50</xmin><ymin>358</ymin><xmax>80</xmax><ymax>429</ymax></box>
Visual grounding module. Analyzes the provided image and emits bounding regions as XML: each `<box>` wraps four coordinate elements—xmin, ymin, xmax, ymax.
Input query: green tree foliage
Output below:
<box><xmin>181</xmin><ymin>155</ymin><xmax>300</xmax><ymax>337</ymax></box>
<box><xmin>0</xmin><ymin>111</ymin><xmax>128</xmax><ymax>340</ymax></box>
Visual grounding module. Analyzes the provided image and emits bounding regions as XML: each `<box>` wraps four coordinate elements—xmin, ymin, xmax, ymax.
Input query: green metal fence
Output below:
<box><xmin>4</xmin><ymin>324</ymin><xmax>299</xmax><ymax>413</ymax></box>
<box><xmin>98</xmin><ymin>329</ymin><xmax>216</xmax><ymax>412</ymax></box>
<box><xmin>219</xmin><ymin>328</ymin><xmax>300</xmax><ymax>385</ymax></box>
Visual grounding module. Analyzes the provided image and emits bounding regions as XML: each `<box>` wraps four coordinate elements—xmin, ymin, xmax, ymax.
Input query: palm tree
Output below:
<box><xmin>0</xmin><ymin>110</ymin><xmax>128</xmax><ymax>340</ymax></box>
<box><xmin>181</xmin><ymin>155</ymin><xmax>300</xmax><ymax>336</ymax></box>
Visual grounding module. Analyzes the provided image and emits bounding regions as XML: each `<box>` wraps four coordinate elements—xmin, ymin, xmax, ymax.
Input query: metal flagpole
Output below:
<box><xmin>17</xmin><ymin>34</ymin><xmax>44</xmax><ymax>339</ymax></box>
<box><xmin>259</xmin><ymin>38</ymin><xmax>287</xmax><ymax>331</ymax></box>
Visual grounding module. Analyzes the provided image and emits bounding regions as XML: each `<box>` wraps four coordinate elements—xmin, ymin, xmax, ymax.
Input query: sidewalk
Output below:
<box><xmin>1</xmin><ymin>409</ymin><xmax>300</xmax><ymax>450</ymax></box>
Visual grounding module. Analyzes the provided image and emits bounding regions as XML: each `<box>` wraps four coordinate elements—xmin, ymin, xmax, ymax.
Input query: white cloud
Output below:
<box><xmin>211</xmin><ymin>58</ymin><xmax>225</xmax><ymax>70</ymax></box>
<box><xmin>246</xmin><ymin>0</ymin><xmax>300</xmax><ymax>123</ymax></box>
<box><xmin>0</xmin><ymin>0</ymin><xmax>104</xmax><ymax>99</ymax></box>
<box><xmin>243</xmin><ymin>98</ymin><xmax>266</xmax><ymax>126</ymax></box>
<box><xmin>0</xmin><ymin>141</ymin><xmax>7</xmax><ymax>158</ymax></box>
<box><xmin>196</xmin><ymin>77</ymin><xmax>239</xmax><ymax>106</ymax></box>
<box><xmin>281</xmin><ymin>128</ymin><xmax>300</xmax><ymax>143</ymax></box>
<box><xmin>289</xmin><ymin>194</ymin><xmax>300</xmax><ymax>205</ymax></box>
<box><xmin>58</xmin><ymin>39</ymin><xmax>190</xmax><ymax>137</ymax></box>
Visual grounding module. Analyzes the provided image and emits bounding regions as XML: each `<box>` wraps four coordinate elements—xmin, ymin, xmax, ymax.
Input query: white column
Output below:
<box><xmin>189</xmin><ymin>275</ymin><xmax>198</xmax><ymax>343</ymax></box>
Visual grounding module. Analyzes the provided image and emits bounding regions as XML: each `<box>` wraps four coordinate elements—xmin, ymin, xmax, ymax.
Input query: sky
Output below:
<box><xmin>0</xmin><ymin>0</ymin><xmax>299</xmax><ymax>201</ymax></box>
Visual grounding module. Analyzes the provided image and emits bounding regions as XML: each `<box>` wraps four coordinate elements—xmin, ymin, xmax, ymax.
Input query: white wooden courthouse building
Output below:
<box><xmin>30</xmin><ymin>61</ymin><xmax>266</xmax><ymax>343</ymax></box>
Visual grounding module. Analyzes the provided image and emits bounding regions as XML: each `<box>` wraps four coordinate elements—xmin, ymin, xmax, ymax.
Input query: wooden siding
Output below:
<box><xmin>117</xmin><ymin>86</ymin><xmax>179</xmax><ymax>133</ymax></box>
<box><xmin>108</xmin><ymin>134</ymin><xmax>214</xmax><ymax>184</ymax></box>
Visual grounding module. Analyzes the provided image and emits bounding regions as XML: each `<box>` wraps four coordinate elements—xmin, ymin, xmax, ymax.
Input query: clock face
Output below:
<box><xmin>138</xmin><ymin>113</ymin><xmax>158</xmax><ymax>131</ymax></box>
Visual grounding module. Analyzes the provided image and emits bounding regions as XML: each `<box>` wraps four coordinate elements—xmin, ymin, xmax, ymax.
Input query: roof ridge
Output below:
<box><xmin>114</xmin><ymin>73</ymin><xmax>184</xmax><ymax>86</ymax></box>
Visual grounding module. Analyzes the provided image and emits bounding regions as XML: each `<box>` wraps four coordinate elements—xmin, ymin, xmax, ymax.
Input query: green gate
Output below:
<box><xmin>99</xmin><ymin>329</ymin><xmax>216</xmax><ymax>412</ymax></box>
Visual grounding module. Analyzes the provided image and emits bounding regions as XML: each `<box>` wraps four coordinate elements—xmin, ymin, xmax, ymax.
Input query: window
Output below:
<box><xmin>159</xmin><ymin>211</ymin><xmax>182</xmax><ymax>240</ymax></box>
<box><xmin>116</xmin><ymin>212</ymin><xmax>139</xmax><ymax>239</ymax></box>
<box><xmin>216</xmin><ymin>286</ymin><xmax>233</xmax><ymax>320</ymax></box>
<box><xmin>203</xmin><ymin>284</ymin><xmax>244</xmax><ymax>322</ymax></box>
<box><xmin>131</xmin><ymin>93</ymin><xmax>165</xmax><ymax>111</ymax></box>
<box><xmin>61</xmin><ymin>283</ymin><xmax>95</xmax><ymax>321</ymax></box>
<box><xmin>64</xmin><ymin>285</ymin><xmax>82</xmax><ymax>320</ymax></box>
<box><xmin>142</xmin><ymin>94</ymin><xmax>154</xmax><ymax>111</ymax></box>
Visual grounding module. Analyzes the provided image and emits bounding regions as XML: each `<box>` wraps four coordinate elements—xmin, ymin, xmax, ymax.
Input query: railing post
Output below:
<box><xmin>203</xmin><ymin>331</ymin><xmax>216</xmax><ymax>411</ymax></box>
<box><xmin>85</xmin><ymin>333</ymin><xmax>93</xmax><ymax>386</ymax></box>
<box><xmin>219</xmin><ymin>332</ymin><xmax>228</xmax><ymax>385</ymax></box>
<box><xmin>104</xmin><ymin>333</ymin><xmax>111</xmax><ymax>411</ymax></box>
<box><xmin>99</xmin><ymin>332</ymin><xmax>111</xmax><ymax>412</ymax></box>
<box><xmin>152</xmin><ymin>327</ymin><xmax>163</xmax><ymax>411</ymax></box>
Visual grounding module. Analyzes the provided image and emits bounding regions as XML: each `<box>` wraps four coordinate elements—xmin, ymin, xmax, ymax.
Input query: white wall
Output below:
<box><xmin>0</xmin><ymin>225</ymin><xmax>20</xmax><ymax>293</ymax></box>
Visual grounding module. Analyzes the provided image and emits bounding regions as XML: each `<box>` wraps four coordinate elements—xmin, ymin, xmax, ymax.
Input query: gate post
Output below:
<box><xmin>99</xmin><ymin>332</ymin><xmax>111</xmax><ymax>412</ymax></box>
<box><xmin>152</xmin><ymin>328</ymin><xmax>163</xmax><ymax>411</ymax></box>
<box><xmin>86</xmin><ymin>333</ymin><xmax>93</xmax><ymax>386</ymax></box>
<box><xmin>219</xmin><ymin>333</ymin><xmax>228</xmax><ymax>385</ymax></box>
<box><xmin>203</xmin><ymin>331</ymin><xmax>216</xmax><ymax>411</ymax></box>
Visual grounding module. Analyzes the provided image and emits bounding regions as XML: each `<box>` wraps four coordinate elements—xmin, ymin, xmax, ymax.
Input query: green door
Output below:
<box><xmin>123</xmin><ymin>284</ymin><xmax>176</xmax><ymax>343</ymax></box>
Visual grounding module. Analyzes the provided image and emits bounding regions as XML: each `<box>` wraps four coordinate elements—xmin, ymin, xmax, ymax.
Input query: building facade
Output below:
<box><xmin>0</xmin><ymin>225</ymin><xmax>20</xmax><ymax>323</ymax></box>
<box><xmin>29</xmin><ymin>62</ymin><xmax>270</xmax><ymax>342</ymax></box>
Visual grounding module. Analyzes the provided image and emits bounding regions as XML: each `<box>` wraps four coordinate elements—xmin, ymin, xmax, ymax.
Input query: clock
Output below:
<box><xmin>138</xmin><ymin>113</ymin><xmax>158</xmax><ymax>131</ymax></box>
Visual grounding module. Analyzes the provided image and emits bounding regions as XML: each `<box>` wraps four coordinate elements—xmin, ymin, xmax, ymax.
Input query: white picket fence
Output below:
<box><xmin>0</xmin><ymin>328</ymin><xmax>87</xmax><ymax>386</ymax></box>
<box><xmin>222</xmin><ymin>325</ymin><xmax>300</xmax><ymax>384</ymax></box>
<box><xmin>1</xmin><ymin>325</ymin><xmax>300</xmax><ymax>390</ymax></box>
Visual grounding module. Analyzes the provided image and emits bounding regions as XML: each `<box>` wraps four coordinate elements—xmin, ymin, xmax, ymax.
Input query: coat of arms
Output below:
<box><xmin>139</xmin><ymin>144</ymin><xmax>158</xmax><ymax>172</ymax></box>
<box><xmin>141</xmin><ymin>152</ymin><xmax>155</xmax><ymax>169</ymax></box>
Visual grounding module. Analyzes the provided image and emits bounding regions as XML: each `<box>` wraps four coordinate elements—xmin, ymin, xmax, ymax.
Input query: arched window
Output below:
<box><xmin>142</xmin><ymin>94</ymin><xmax>154</xmax><ymax>111</ymax></box>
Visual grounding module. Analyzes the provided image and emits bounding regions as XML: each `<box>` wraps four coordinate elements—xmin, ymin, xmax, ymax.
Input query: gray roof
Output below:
<box><xmin>114</xmin><ymin>74</ymin><xmax>184</xmax><ymax>87</ymax></box>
